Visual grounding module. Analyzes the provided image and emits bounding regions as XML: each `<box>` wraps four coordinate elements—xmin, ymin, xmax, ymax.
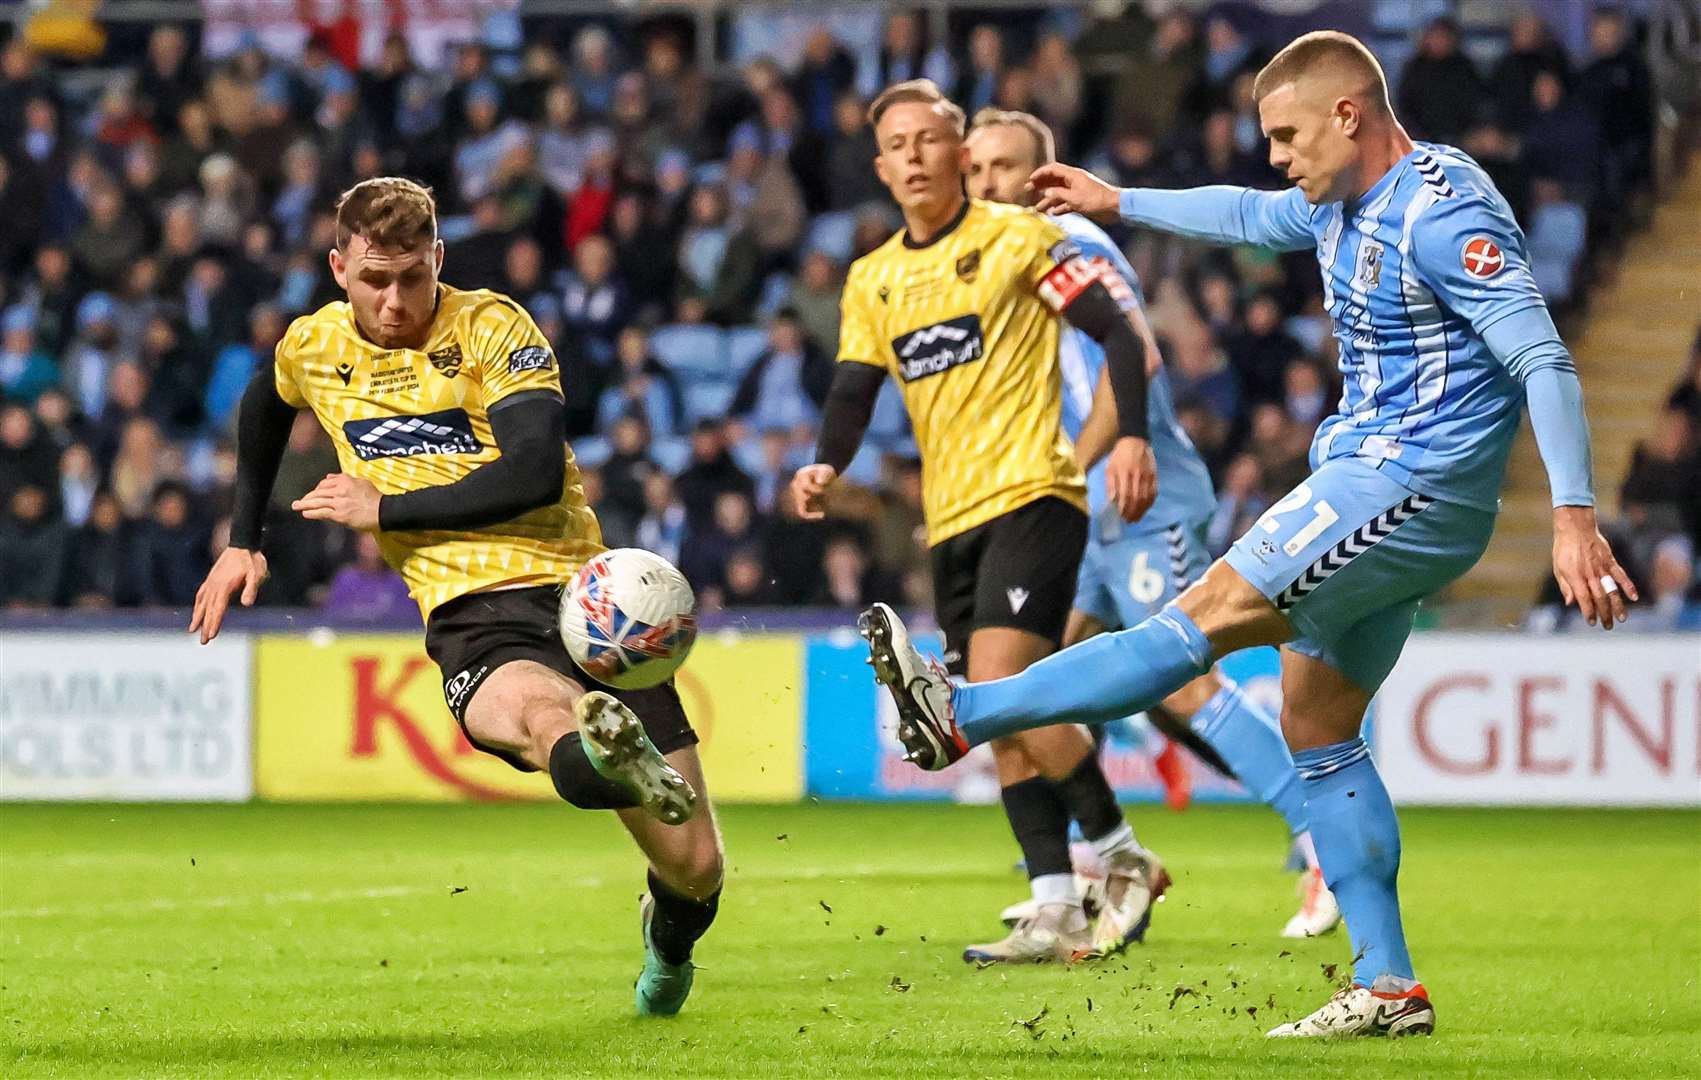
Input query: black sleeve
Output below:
<box><xmin>1060</xmin><ymin>281</ymin><xmax>1149</xmax><ymax>440</ymax></box>
<box><xmin>813</xmin><ymin>361</ymin><xmax>886</xmax><ymax>474</ymax></box>
<box><xmin>378</xmin><ymin>391</ymin><xmax>567</xmax><ymax>532</ymax></box>
<box><xmin>228</xmin><ymin>365</ymin><xmax>300</xmax><ymax>550</ymax></box>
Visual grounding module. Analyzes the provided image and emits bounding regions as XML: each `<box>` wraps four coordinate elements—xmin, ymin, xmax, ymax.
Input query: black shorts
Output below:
<box><xmin>423</xmin><ymin>585</ymin><xmax>698</xmax><ymax>772</ymax></box>
<box><xmin>928</xmin><ymin>496</ymin><xmax>1088</xmax><ymax>677</ymax></box>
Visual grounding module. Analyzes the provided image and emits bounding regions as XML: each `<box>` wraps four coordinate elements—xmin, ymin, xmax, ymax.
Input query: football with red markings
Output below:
<box><xmin>559</xmin><ymin>548</ymin><xmax>698</xmax><ymax>690</ymax></box>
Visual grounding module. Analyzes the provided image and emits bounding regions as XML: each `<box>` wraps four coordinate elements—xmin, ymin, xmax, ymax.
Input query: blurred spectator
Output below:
<box><xmin>0</xmin><ymin>404</ymin><xmax>59</xmax><ymax>509</ymax></box>
<box><xmin>564</xmin><ymin>130</ymin><xmax>618</xmax><ymax>253</ymax></box>
<box><xmin>204</xmin><ymin>304</ymin><xmax>285</xmax><ymax>434</ymax></box>
<box><xmin>1637</xmin><ymin>534</ymin><xmax>1701</xmax><ymax>632</ymax></box>
<box><xmin>128</xmin><ymin>480</ymin><xmax>210</xmax><ymax>607</ymax></box>
<box><xmin>827</xmin><ymin>92</ymin><xmax>884</xmax><ymax>211</ymax></box>
<box><xmin>1579</xmin><ymin>8</ymin><xmax>1654</xmax><ymax>207</ymax></box>
<box><xmin>136</xmin><ymin>312</ymin><xmax>206</xmax><ymax>437</ymax></box>
<box><xmin>1169</xmin><ymin>321</ymin><xmax>1240</xmax><ymax>428</ymax></box>
<box><xmin>1525</xmin><ymin>179</ymin><xmax>1588</xmax><ymax>308</ymax></box>
<box><xmin>608</xmin><ymin>190</ymin><xmax>676</xmax><ymax>324</ymax></box>
<box><xmin>1249</xmin><ymin>403</ymin><xmax>1310</xmax><ymax>497</ymax></box>
<box><xmin>790</xmin><ymin>250</ymin><xmax>843</xmax><ymax>357</ymax></box>
<box><xmin>1207</xmin><ymin>453</ymin><xmax>1270</xmax><ymax>557</ymax></box>
<box><xmin>537</xmin><ymin>83</ymin><xmax>595</xmax><ymax>198</ymax></box>
<box><xmin>1283</xmin><ymin>358</ymin><xmax>1331</xmax><ymax>431</ymax></box>
<box><xmin>444</xmin><ymin>195</ymin><xmax>513</xmax><ymax>290</ymax></box>
<box><xmin>1669</xmin><ymin>336</ymin><xmax>1701</xmax><ymax>427</ymax></box>
<box><xmin>681</xmin><ymin>489</ymin><xmax>761</xmax><ymax>595</ymax></box>
<box><xmin>63</xmin><ymin>489</ymin><xmax>128</xmax><ymax>607</ymax></box>
<box><xmin>1491</xmin><ymin>12</ymin><xmax>1570</xmax><ymax>131</ymax></box>
<box><xmin>598</xmin><ymin>327</ymin><xmax>684</xmax><ymax>437</ymax></box>
<box><xmin>1113</xmin><ymin>11</ymin><xmax>1201</xmax><ymax>139</ymax></box>
<box><xmin>1524</xmin><ymin>71</ymin><xmax>1601</xmax><ymax>202</ymax></box>
<box><xmin>675</xmin><ymin>419</ymin><xmax>755</xmax><ymax>534</ymax></box>
<box><xmin>955</xmin><ymin>25</ymin><xmax>1007</xmax><ymax>115</ymax></box>
<box><xmin>636</xmin><ymin>471</ymin><xmax>687</xmax><ymax>566</ymax></box>
<box><xmin>62</xmin><ymin>293</ymin><xmax>129</xmax><ymax>418</ymax></box>
<box><xmin>1200</xmin><ymin>12</ymin><xmax>1263</xmax><ymax>102</ymax></box>
<box><xmin>503</xmin><ymin>236</ymin><xmax>550</xmax><ymax>311</ymax></box>
<box><xmin>31</xmin><ymin>389</ymin><xmax>82</xmax><ymax>453</ymax></box>
<box><xmin>811</xmin><ymin>533</ymin><xmax>880</xmax><ymax>608</ymax></box>
<box><xmin>0</xmin><ymin>306</ymin><xmax>57</xmax><ymax>403</ymax></box>
<box><xmin>722</xmin><ymin>546</ymin><xmax>778</xmax><ymax>607</ymax></box>
<box><xmin>1028</xmin><ymin>33</ymin><xmax>1083</xmax><ymax>152</ymax></box>
<box><xmin>870</xmin><ymin>456</ymin><xmax>926</xmax><ymax>583</ymax></box>
<box><xmin>19</xmin><ymin>243</ymin><xmax>78</xmax><ymax>357</ymax></box>
<box><xmin>675</xmin><ymin>184</ymin><xmax>762</xmax><ymax>325</ymax></box>
<box><xmin>869</xmin><ymin>11</ymin><xmax>953</xmax><ymax>96</ymax></box>
<box><xmin>0</xmin><ymin>484</ymin><xmax>68</xmax><ymax>608</ymax></box>
<box><xmin>1227</xmin><ymin>289</ymin><xmax>1304</xmax><ymax>408</ymax></box>
<box><xmin>58</xmin><ymin>442</ymin><xmax>98</xmax><ymax>527</ymax></box>
<box><xmin>571</xmin><ymin>27</ymin><xmax>620</xmax><ymax>118</ymax></box>
<box><xmin>109</xmin><ymin>417</ymin><xmax>168</xmax><ymax>519</ymax></box>
<box><xmin>1396</xmin><ymin>18</ymin><xmax>1485</xmax><ymax>144</ymax></box>
<box><xmin>72</xmin><ymin>180</ymin><xmax>149</xmax><ymax>289</ymax></box>
<box><xmin>1461</xmin><ymin>118</ymin><xmax>1530</xmax><ymax>223</ymax></box>
<box><xmin>795</xmin><ymin>29</ymin><xmax>857</xmax><ymax>137</ymax></box>
<box><xmin>561</xmin><ymin>233</ymin><xmax>630</xmax><ymax>365</ymax></box>
<box><xmin>323</xmin><ymin>532</ymin><xmax>414</xmax><ymax>622</ymax></box>
<box><xmin>599</xmin><ymin>412</ymin><xmax>658</xmax><ymax>546</ymax></box>
<box><xmin>729</xmin><ymin>309</ymin><xmax>831</xmax><ymax>437</ymax></box>
<box><xmin>1620</xmin><ymin>405</ymin><xmax>1701</xmax><ymax>544</ymax></box>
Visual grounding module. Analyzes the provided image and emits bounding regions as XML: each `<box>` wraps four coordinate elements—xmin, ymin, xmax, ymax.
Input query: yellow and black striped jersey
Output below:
<box><xmin>837</xmin><ymin>198</ymin><xmax>1090</xmax><ymax>545</ymax></box>
<box><xmin>275</xmin><ymin>285</ymin><xmax>602</xmax><ymax>619</ymax></box>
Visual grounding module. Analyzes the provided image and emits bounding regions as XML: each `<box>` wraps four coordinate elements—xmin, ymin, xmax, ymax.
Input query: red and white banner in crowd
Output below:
<box><xmin>0</xmin><ymin>634</ymin><xmax>253</xmax><ymax>801</ymax></box>
<box><xmin>1376</xmin><ymin>635</ymin><xmax>1701</xmax><ymax>806</ymax></box>
<box><xmin>201</xmin><ymin>0</ymin><xmax>517</xmax><ymax>68</ymax></box>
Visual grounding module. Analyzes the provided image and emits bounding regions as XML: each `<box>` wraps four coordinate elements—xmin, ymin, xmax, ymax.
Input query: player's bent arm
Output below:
<box><xmin>1483</xmin><ymin>310</ymin><xmax>1594</xmax><ymax>509</ymax></box>
<box><xmin>812</xmin><ymin>361</ymin><xmax>886</xmax><ymax>474</ymax></box>
<box><xmin>228</xmin><ymin>365</ymin><xmax>301</xmax><ymax>550</ymax></box>
<box><xmin>1059</xmin><ymin>281</ymin><xmax>1148</xmax><ymax>441</ymax></box>
<box><xmin>1117</xmin><ymin>185</ymin><xmax>1317</xmax><ymax>252</ymax></box>
<box><xmin>378</xmin><ymin>391</ymin><xmax>566</xmax><ymax>531</ymax></box>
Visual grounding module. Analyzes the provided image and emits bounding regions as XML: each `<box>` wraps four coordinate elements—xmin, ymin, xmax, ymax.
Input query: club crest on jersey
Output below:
<box><xmin>1461</xmin><ymin>236</ymin><xmax>1505</xmax><ymax>279</ymax></box>
<box><xmin>1355</xmin><ymin>240</ymin><xmax>1384</xmax><ymax>290</ymax></box>
<box><xmin>428</xmin><ymin>343</ymin><xmax>463</xmax><ymax>378</ymax></box>
<box><xmin>955</xmin><ymin>249</ymin><xmax>981</xmax><ymax>283</ymax></box>
<box><xmin>892</xmin><ymin>314</ymin><xmax>984</xmax><ymax>381</ymax></box>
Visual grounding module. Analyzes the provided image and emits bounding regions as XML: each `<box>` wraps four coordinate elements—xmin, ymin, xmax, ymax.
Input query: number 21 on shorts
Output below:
<box><xmin>1257</xmin><ymin>482</ymin><xmax>1338</xmax><ymax>557</ymax></box>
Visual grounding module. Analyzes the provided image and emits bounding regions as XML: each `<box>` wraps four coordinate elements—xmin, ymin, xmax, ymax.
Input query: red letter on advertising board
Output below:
<box><xmin>1414</xmin><ymin>674</ymin><xmax>1497</xmax><ymax>774</ymax></box>
<box><xmin>1592</xmin><ymin>677</ymin><xmax>1673</xmax><ymax>775</ymax></box>
<box><xmin>349</xmin><ymin>655</ymin><xmax>511</xmax><ymax>800</ymax></box>
<box><xmin>1517</xmin><ymin>676</ymin><xmax>1570</xmax><ymax>774</ymax></box>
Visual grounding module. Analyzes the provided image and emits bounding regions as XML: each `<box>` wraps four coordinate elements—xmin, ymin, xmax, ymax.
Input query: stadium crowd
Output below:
<box><xmin>0</xmin><ymin>4</ymin><xmax>1693</xmax><ymax>625</ymax></box>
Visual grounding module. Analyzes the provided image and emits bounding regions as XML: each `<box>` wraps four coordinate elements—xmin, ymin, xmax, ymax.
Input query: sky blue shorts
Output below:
<box><xmin>1224</xmin><ymin>457</ymin><xmax>1497</xmax><ymax>693</ymax></box>
<box><xmin>1074</xmin><ymin>515</ymin><xmax>1213</xmax><ymax>631</ymax></box>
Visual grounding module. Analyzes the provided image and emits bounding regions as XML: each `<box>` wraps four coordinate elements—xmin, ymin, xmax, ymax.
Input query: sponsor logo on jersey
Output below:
<box><xmin>428</xmin><ymin>343</ymin><xmax>463</xmax><ymax>378</ymax></box>
<box><xmin>955</xmin><ymin>249</ymin><xmax>981</xmax><ymax>283</ymax></box>
<box><xmin>892</xmin><ymin>314</ymin><xmax>984</xmax><ymax>381</ymax></box>
<box><xmin>443</xmin><ymin>664</ymin><xmax>488</xmax><ymax>713</ymax></box>
<box><xmin>877</xmin><ymin>285</ymin><xmax>890</xmax><ymax>305</ymax></box>
<box><xmin>335</xmin><ymin>362</ymin><xmax>354</xmax><ymax>386</ymax></box>
<box><xmin>1461</xmin><ymin>236</ymin><xmax>1505</xmax><ymax>279</ymax></box>
<box><xmin>343</xmin><ymin>408</ymin><xmax>483</xmax><ymax>460</ymax></box>
<box><xmin>1006</xmin><ymin>587</ymin><xmax>1030</xmax><ymax>614</ymax></box>
<box><xmin>508</xmin><ymin>345</ymin><xmax>553</xmax><ymax>373</ymax></box>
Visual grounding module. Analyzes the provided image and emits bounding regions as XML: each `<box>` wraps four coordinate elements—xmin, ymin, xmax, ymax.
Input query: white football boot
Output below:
<box><xmin>1001</xmin><ymin>843</ymin><xmax>1107</xmax><ymax>926</ymax></box>
<box><xmin>858</xmin><ymin>603</ymin><xmax>966</xmax><ymax>770</ymax></box>
<box><xmin>1091</xmin><ymin>847</ymin><xmax>1171</xmax><ymax>954</ymax></box>
<box><xmin>1281</xmin><ymin>866</ymin><xmax>1343</xmax><ymax>939</ymax></box>
<box><xmin>1266</xmin><ymin>976</ymin><xmax>1436</xmax><ymax>1038</ymax></box>
<box><xmin>964</xmin><ymin>902</ymin><xmax>1094</xmax><ymax>964</ymax></box>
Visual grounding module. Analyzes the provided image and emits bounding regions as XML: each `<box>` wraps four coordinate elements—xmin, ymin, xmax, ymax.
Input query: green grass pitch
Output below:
<box><xmin>3</xmin><ymin>802</ymin><xmax>1696</xmax><ymax>1078</ymax></box>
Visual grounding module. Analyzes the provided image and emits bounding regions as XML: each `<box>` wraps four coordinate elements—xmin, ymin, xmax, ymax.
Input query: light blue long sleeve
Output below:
<box><xmin>1482</xmin><ymin>306</ymin><xmax>1595</xmax><ymax>508</ymax></box>
<box><xmin>1117</xmin><ymin>185</ymin><xmax>1318</xmax><ymax>251</ymax></box>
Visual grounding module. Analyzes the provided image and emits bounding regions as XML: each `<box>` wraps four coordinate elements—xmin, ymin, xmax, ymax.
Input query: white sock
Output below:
<box><xmin>1030</xmin><ymin>872</ymin><xmax>1078</xmax><ymax>906</ymax></box>
<box><xmin>1294</xmin><ymin>830</ymin><xmax>1319</xmax><ymax>871</ymax></box>
<box><xmin>1088</xmin><ymin>821</ymin><xmax>1138</xmax><ymax>860</ymax></box>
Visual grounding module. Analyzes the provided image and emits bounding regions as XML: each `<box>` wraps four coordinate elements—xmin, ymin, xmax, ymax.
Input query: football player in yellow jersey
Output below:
<box><xmin>788</xmin><ymin>81</ymin><xmax>1160</xmax><ymax>964</ymax></box>
<box><xmin>188</xmin><ymin>178</ymin><xmax>722</xmax><ymax>1016</ymax></box>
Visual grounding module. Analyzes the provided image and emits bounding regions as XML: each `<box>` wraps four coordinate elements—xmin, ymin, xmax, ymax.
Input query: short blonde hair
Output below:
<box><xmin>968</xmin><ymin>107</ymin><xmax>1056</xmax><ymax>166</ymax></box>
<box><xmin>1253</xmin><ymin>30</ymin><xmax>1391</xmax><ymax>115</ymax></box>
<box><xmin>867</xmin><ymin>79</ymin><xmax>966</xmax><ymax>135</ymax></box>
<box><xmin>334</xmin><ymin>176</ymin><xmax>437</xmax><ymax>251</ymax></box>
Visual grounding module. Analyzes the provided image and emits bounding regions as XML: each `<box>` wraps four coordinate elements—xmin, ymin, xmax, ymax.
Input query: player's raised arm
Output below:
<box><xmin>1410</xmin><ymin>198</ymin><xmax>1638</xmax><ymax>629</ymax></box>
<box><xmin>191</xmin><ymin>364</ymin><xmax>296</xmax><ymax>643</ymax></box>
<box><xmin>1031</xmin><ymin>164</ymin><xmax>1318</xmax><ymax>253</ymax></box>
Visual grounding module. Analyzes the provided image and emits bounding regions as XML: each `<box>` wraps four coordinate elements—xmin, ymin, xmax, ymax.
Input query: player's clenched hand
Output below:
<box><xmin>1029</xmin><ymin>163</ymin><xmax>1120</xmax><ymax>222</ymax></box>
<box><xmin>189</xmin><ymin>546</ymin><xmax>268</xmax><ymax>644</ymax></box>
<box><xmin>1106</xmin><ymin>437</ymin><xmax>1157</xmax><ymax>523</ymax></box>
<box><xmin>1551</xmin><ymin>505</ymin><xmax>1637</xmax><ymax>630</ymax></box>
<box><xmin>292</xmin><ymin>473</ymin><xmax>381</xmax><ymax>530</ymax></box>
<box><xmin>790</xmin><ymin>464</ymin><xmax>838</xmax><ymax>520</ymax></box>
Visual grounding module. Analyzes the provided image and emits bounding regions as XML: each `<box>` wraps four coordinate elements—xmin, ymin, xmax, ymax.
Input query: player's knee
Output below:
<box><xmin>662</xmin><ymin>835</ymin><xmax>724</xmax><ymax>899</ymax></box>
<box><xmin>1178</xmin><ymin>562</ymin><xmax>1288</xmax><ymax>652</ymax></box>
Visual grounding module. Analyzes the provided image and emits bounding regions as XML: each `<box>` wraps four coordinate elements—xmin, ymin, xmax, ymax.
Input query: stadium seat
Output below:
<box><xmin>805</xmin><ymin>211</ymin><xmax>857</xmax><ymax>263</ymax></box>
<box><xmin>1528</xmin><ymin>200</ymin><xmax>1587</xmax><ymax>305</ymax></box>
<box><xmin>755</xmin><ymin>272</ymin><xmax>794</xmax><ymax>321</ymax></box>
<box><xmin>843</xmin><ymin>441</ymin><xmax>884</xmax><ymax>486</ymax></box>
<box><xmin>684</xmin><ymin>380</ymin><xmax>738</xmax><ymax>424</ymax></box>
<box><xmin>650</xmin><ymin>435</ymin><xmax>693</xmax><ymax>475</ymax></box>
<box><xmin>649</xmin><ymin>324</ymin><xmax>728</xmax><ymax>380</ymax></box>
<box><xmin>571</xmin><ymin>435</ymin><xmax>611</xmax><ymax>469</ymax></box>
<box><xmin>725</xmin><ymin>326</ymin><xmax>770</xmax><ymax>378</ymax></box>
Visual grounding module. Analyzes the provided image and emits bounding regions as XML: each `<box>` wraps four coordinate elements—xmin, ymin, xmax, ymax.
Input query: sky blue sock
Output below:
<box><xmin>1190</xmin><ymin>683</ymin><xmax>1308</xmax><ymax>836</ymax></box>
<box><xmin>954</xmin><ymin>608</ymin><xmax>1212</xmax><ymax>747</ymax></box>
<box><xmin>1293</xmin><ymin>738</ymin><xmax>1415</xmax><ymax>986</ymax></box>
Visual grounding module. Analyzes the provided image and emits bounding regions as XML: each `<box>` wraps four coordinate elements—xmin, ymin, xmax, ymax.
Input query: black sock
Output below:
<box><xmin>647</xmin><ymin>869</ymin><xmax>720</xmax><ymax>965</ymax></box>
<box><xmin>548</xmin><ymin>732</ymin><xmax>640</xmax><ymax>810</ymax></box>
<box><xmin>1001</xmin><ymin>777</ymin><xmax>1072</xmax><ymax>880</ymax></box>
<box><xmin>1052</xmin><ymin>753</ymin><xmax>1125</xmax><ymax>843</ymax></box>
